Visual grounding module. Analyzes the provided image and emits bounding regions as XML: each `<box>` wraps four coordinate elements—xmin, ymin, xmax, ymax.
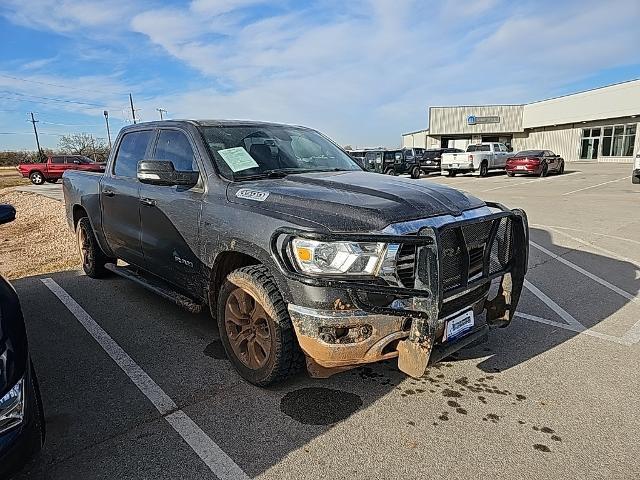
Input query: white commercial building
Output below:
<box><xmin>402</xmin><ymin>79</ymin><xmax>640</xmax><ymax>163</ymax></box>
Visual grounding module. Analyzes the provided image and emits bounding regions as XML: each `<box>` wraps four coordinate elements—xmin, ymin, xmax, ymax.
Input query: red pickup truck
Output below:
<box><xmin>18</xmin><ymin>155</ymin><xmax>105</xmax><ymax>185</ymax></box>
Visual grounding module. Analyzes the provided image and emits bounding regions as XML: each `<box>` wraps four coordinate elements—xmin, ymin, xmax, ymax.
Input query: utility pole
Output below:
<box><xmin>103</xmin><ymin>110</ymin><xmax>112</xmax><ymax>149</ymax></box>
<box><xmin>90</xmin><ymin>135</ymin><xmax>97</xmax><ymax>162</ymax></box>
<box><xmin>156</xmin><ymin>108</ymin><xmax>167</xmax><ymax>120</ymax></box>
<box><xmin>129</xmin><ymin>93</ymin><xmax>137</xmax><ymax>124</ymax></box>
<box><xmin>29</xmin><ymin>112</ymin><xmax>43</xmax><ymax>160</ymax></box>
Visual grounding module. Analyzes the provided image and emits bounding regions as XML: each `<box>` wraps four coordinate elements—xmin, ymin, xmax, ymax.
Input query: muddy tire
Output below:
<box><xmin>217</xmin><ymin>265</ymin><xmax>304</xmax><ymax>386</ymax></box>
<box><xmin>76</xmin><ymin>217</ymin><xmax>112</xmax><ymax>278</ymax></box>
<box><xmin>410</xmin><ymin>166</ymin><xmax>421</xmax><ymax>179</ymax></box>
<box><xmin>29</xmin><ymin>172</ymin><xmax>44</xmax><ymax>185</ymax></box>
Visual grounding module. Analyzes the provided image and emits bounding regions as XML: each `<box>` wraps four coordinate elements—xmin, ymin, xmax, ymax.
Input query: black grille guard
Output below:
<box><xmin>270</xmin><ymin>202</ymin><xmax>528</xmax><ymax>318</ymax></box>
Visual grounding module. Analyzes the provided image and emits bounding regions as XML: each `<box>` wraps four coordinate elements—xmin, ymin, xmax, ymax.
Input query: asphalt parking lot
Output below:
<box><xmin>12</xmin><ymin>162</ymin><xmax>640</xmax><ymax>480</ymax></box>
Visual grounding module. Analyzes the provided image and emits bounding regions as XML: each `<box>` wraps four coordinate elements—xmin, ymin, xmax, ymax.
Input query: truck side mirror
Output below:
<box><xmin>0</xmin><ymin>204</ymin><xmax>16</xmax><ymax>225</ymax></box>
<box><xmin>137</xmin><ymin>160</ymin><xmax>199</xmax><ymax>187</ymax></box>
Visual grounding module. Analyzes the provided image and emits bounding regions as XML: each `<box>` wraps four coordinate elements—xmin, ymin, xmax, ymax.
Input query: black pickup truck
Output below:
<box><xmin>63</xmin><ymin>120</ymin><xmax>529</xmax><ymax>386</ymax></box>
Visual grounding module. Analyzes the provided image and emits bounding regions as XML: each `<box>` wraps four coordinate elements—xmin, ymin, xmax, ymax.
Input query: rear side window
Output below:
<box><xmin>113</xmin><ymin>130</ymin><xmax>153</xmax><ymax>178</ymax></box>
<box><xmin>51</xmin><ymin>156</ymin><xmax>65</xmax><ymax>164</ymax></box>
<box><xmin>154</xmin><ymin>130</ymin><xmax>199</xmax><ymax>172</ymax></box>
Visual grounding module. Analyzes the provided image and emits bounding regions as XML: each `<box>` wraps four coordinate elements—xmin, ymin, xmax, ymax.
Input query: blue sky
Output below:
<box><xmin>1</xmin><ymin>0</ymin><xmax>639</xmax><ymax>150</ymax></box>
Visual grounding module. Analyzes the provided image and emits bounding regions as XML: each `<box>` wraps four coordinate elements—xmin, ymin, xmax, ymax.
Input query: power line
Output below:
<box><xmin>1</xmin><ymin>90</ymin><xmax>108</xmax><ymax>107</ymax></box>
<box><xmin>0</xmin><ymin>73</ymin><xmax>130</xmax><ymax>96</ymax></box>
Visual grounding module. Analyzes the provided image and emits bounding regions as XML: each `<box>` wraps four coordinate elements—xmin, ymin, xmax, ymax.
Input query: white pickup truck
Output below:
<box><xmin>441</xmin><ymin>142</ymin><xmax>511</xmax><ymax>177</ymax></box>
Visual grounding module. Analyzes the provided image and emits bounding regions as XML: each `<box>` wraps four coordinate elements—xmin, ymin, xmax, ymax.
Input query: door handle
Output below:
<box><xmin>140</xmin><ymin>197</ymin><xmax>156</xmax><ymax>207</ymax></box>
<box><xmin>102</xmin><ymin>189</ymin><xmax>115</xmax><ymax>197</ymax></box>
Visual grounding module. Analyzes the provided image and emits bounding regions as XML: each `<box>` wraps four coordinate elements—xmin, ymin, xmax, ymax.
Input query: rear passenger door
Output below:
<box><xmin>101</xmin><ymin>129</ymin><xmax>154</xmax><ymax>266</ymax></box>
<box><xmin>48</xmin><ymin>155</ymin><xmax>66</xmax><ymax>178</ymax></box>
<box><xmin>138</xmin><ymin>128</ymin><xmax>206</xmax><ymax>293</ymax></box>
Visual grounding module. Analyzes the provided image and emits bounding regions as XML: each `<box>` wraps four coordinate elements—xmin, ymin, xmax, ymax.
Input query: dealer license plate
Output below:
<box><xmin>516</xmin><ymin>165</ymin><xmax>526</xmax><ymax>170</ymax></box>
<box><xmin>452</xmin><ymin>163</ymin><xmax>459</xmax><ymax>168</ymax></box>
<box><xmin>443</xmin><ymin>310</ymin><xmax>474</xmax><ymax>342</ymax></box>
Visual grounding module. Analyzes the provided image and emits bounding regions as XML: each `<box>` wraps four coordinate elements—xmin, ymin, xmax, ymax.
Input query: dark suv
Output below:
<box><xmin>421</xmin><ymin>148</ymin><xmax>464</xmax><ymax>174</ymax></box>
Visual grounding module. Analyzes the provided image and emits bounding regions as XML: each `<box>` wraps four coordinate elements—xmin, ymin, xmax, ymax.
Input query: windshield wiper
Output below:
<box><xmin>233</xmin><ymin>168</ymin><xmax>350</xmax><ymax>181</ymax></box>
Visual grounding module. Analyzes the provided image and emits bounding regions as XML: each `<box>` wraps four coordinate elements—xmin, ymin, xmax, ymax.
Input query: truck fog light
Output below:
<box><xmin>318</xmin><ymin>325</ymin><xmax>373</xmax><ymax>344</ymax></box>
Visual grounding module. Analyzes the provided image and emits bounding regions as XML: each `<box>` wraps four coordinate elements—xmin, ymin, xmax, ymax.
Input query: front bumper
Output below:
<box><xmin>273</xmin><ymin>204</ymin><xmax>529</xmax><ymax>378</ymax></box>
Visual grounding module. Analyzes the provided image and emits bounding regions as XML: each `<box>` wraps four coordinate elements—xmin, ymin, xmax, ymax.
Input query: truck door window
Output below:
<box><xmin>154</xmin><ymin>130</ymin><xmax>199</xmax><ymax>172</ymax></box>
<box><xmin>51</xmin><ymin>156</ymin><xmax>65</xmax><ymax>164</ymax></box>
<box><xmin>113</xmin><ymin>130</ymin><xmax>154</xmax><ymax>178</ymax></box>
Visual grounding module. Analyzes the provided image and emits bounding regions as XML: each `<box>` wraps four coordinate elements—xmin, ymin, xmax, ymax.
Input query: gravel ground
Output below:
<box><xmin>0</xmin><ymin>190</ymin><xmax>79</xmax><ymax>279</ymax></box>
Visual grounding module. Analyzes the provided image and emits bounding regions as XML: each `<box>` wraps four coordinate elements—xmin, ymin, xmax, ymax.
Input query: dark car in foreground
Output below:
<box><xmin>506</xmin><ymin>150</ymin><xmax>565</xmax><ymax>177</ymax></box>
<box><xmin>0</xmin><ymin>204</ymin><xmax>45</xmax><ymax>478</ymax></box>
<box><xmin>17</xmin><ymin>155</ymin><xmax>105</xmax><ymax>185</ymax></box>
<box><xmin>63</xmin><ymin>120</ymin><xmax>528</xmax><ymax>385</ymax></box>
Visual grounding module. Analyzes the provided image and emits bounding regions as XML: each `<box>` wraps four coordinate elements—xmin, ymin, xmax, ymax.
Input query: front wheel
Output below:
<box><xmin>384</xmin><ymin>168</ymin><xmax>395</xmax><ymax>176</ymax></box>
<box><xmin>76</xmin><ymin>217</ymin><xmax>113</xmax><ymax>278</ymax></box>
<box><xmin>507</xmin><ymin>172</ymin><xmax>515</xmax><ymax>177</ymax></box>
<box><xmin>217</xmin><ymin>265</ymin><xmax>304</xmax><ymax>386</ymax></box>
<box><xmin>410</xmin><ymin>166</ymin><xmax>421</xmax><ymax>179</ymax></box>
<box><xmin>29</xmin><ymin>172</ymin><xmax>44</xmax><ymax>185</ymax></box>
<box><xmin>540</xmin><ymin>163</ymin><xmax>548</xmax><ymax>177</ymax></box>
<box><xmin>558</xmin><ymin>162</ymin><xmax>565</xmax><ymax>174</ymax></box>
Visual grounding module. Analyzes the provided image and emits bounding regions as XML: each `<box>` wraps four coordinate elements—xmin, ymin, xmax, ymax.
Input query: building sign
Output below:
<box><xmin>467</xmin><ymin>115</ymin><xmax>500</xmax><ymax>126</ymax></box>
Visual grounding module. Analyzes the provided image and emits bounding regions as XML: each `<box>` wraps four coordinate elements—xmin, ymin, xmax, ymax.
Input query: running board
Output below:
<box><xmin>104</xmin><ymin>263</ymin><xmax>203</xmax><ymax>314</ymax></box>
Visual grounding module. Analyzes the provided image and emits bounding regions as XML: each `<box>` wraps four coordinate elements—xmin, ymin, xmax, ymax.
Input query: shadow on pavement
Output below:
<box><xmin>11</xmin><ymin>225</ymin><xmax>639</xmax><ymax>477</ymax></box>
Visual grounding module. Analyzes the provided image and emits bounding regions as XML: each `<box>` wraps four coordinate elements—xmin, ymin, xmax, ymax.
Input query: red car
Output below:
<box><xmin>18</xmin><ymin>155</ymin><xmax>105</xmax><ymax>185</ymax></box>
<box><xmin>506</xmin><ymin>150</ymin><xmax>565</xmax><ymax>177</ymax></box>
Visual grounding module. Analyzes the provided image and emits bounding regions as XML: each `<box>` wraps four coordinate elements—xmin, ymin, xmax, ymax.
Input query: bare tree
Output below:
<box><xmin>58</xmin><ymin>133</ymin><xmax>110</xmax><ymax>161</ymax></box>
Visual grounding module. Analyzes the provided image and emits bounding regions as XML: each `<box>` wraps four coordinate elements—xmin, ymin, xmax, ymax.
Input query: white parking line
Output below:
<box><xmin>41</xmin><ymin>278</ymin><xmax>250</xmax><ymax>480</ymax></box>
<box><xmin>531</xmin><ymin>224</ymin><xmax>640</xmax><ymax>247</ymax></box>
<box><xmin>480</xmin><ymin>171</ymin><xmax>577</xmax><ymax>192</ymax></box>
<box><xmin>514</xmin><ymin>312</ymin><xmax>634</xmax><ymax>346</ymax></box>
<box><xmin>523</xmin><ymin>280</ymin><xmax>585</xmax><ymax>330</ymax></box>
<box><xmin>562</xmin><ymin>176</ymin><xmax>627</xmax><ymax>195</ymax></box>
<box><xmin>530</xmin><ymin>241</ymin><xmax>639</xmax><ymax>305</ymax></box>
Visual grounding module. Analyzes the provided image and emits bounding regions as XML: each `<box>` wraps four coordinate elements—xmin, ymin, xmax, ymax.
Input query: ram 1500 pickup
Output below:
<box><xmin>441</xmin><ymin>142</ymin><xmax>511</xmax><ymax>177</ymax></box>
<box><xmin>63</xmin><ymin>120</ymin><xmax>529</xmax><ymax>386</ymax></box>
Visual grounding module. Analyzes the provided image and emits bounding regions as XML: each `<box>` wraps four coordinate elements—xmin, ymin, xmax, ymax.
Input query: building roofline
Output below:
<box><xmin>402</xmin><ymin>128</ymin><xmax>429</xmax><ymax>135</ymax></box>
<box><xmin>526</xmin><ymin>78</ymin><xmax>640</xmax><ymax>106</ymax></box>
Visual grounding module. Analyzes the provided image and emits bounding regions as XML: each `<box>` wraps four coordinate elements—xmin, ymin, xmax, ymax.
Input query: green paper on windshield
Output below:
<box><xmin>217</xmin><ymin>147</ymin><xmax>259</xmax><ymax>172</ymax></box>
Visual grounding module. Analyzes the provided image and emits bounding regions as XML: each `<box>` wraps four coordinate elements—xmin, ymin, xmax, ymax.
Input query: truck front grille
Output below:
<box><xmin>395</xmin><ymin>216</ymin><xmax>513</xmax><ymax>296</ymax></box>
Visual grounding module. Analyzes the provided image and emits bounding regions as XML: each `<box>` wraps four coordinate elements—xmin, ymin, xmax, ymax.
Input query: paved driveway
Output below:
<box><xmin>15</xmin><ymin>183</ymin><xmax>63</xmax><ymax>202</ymax></box>
<box><xmin>13</xmin><ymin>162</ymin><xmax>640</xmax><ymax>480</ymax></box>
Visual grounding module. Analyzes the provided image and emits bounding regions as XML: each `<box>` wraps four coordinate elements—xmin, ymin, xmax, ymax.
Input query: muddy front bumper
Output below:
<box><xmin>272</xmin><ymin>204</ymin><xmax>529</xmax><ymax>378</ymax></box>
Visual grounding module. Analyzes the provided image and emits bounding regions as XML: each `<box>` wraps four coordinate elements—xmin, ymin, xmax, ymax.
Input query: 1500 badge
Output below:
<box><xmin>236</xmin><ymin>188</ymin><xmax>269</xmax><ymax>202</ymax></box>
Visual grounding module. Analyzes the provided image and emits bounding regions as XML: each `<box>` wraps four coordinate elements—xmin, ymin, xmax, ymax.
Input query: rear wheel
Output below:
<box><xmin>217</xmin><ymin>265</ymin><xmax>304</xmax><ymax>386</ymax></box>
<box><xmin>446</xmin><ymin>170</ymin><xmax>456</xmax><ymax>177</ymax></box>
<box><xmin>507</xmin><ymin>172</ymin><xmax>515</xmax><ymax>177</ymax></box>
<box><xmin>410</xmin><ymin>166</ymin><xmax>421</xmax><ymax>179</ymax></box>
<box><xmin>558</xmin><ymin>161</ymin><xmax>565</xmax><ymax>174</ymax></box>
<box><xmin>384</xmin><ymin>168</ymin><xmax>395</xmax><ymax>176</ymax></box>
<box><xmin>76</xmin><ymin>217</ymin><xmax>113</xmax><ymax>278</ymax></box>
<box><xmin>29</xmin><ymin>172</ymin><xmax>44</xmax><ymax>185</ymax></box>
<box><xmin>479</xmin><ymin>161</ymin><xmax>488</xmax><ymax>177</ymax></box>
<box><xmin>540</xmin><ymin>163</ymin><xmax>548</xmax><ymax>177</ymax></box>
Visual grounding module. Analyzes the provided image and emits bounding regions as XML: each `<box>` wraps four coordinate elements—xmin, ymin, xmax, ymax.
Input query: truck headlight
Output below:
<box><xmin>290</xmin><ymin>239</ymin><xmax>387</xmax><ymax>275</ymax></box>
<box><xmin>0</xmin><ymin>377</ymin><xmax>25</xmax><ymax>435</ymax></box>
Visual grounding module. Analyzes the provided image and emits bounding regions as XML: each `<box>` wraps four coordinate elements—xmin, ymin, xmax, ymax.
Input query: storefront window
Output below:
<box><xmin>584</xmin><ymin>123</ymin><xmax>636</xmax><ymax>158</ymax></box>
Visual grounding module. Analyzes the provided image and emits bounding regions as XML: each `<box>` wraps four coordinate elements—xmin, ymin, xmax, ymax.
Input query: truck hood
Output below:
<box><xmin>226</xmin><ymin>171</ymin><xmax>485</xmax><ymax>232</ymax></box>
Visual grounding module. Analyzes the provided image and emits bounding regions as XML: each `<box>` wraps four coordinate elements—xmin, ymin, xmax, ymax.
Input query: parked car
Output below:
<box><xmin>441</xmin><ymin>142</ymin><xmax>511</xmax><ymax>177</ymax></box>
<box><xmin>63</xmin><ymin>120</ymin><xmax>529</xmax><ymax>385</ymax></box>
<box><xmin>506</xmin><ymin>150</ymin><xmax>565</xmax><ymax>177</ymax></box>
<box><xmin>345</xmin><ymin>149</ymin><xmax>367</xmax><ymax>169</ymax></box>
<box><xmin>18</xmin><ymin>155</ymin><xmax>105</xmax><ymax>185</ymax></box>
<box><xmin>0</xmin><ymin>204</ymin><xmax>45</xmax><ymax>478</ymax></box>
<box><xmin>361</xmin><ymin>149</ymin><xmax>396</xmax><ymax>174</ymax></box>
<box><xmin>633</xmin><ymin>154</ymin><xmax>640</xmax><ymax>184</ymax></box>
<box><xmin>421</xmin><ymin>148</ymin><xmax>464</xmax><ymax>174</ymax></box>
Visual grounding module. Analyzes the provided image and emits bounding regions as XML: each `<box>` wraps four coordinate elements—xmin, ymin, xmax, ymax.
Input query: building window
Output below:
<box><xmin>585</xmin><ymin>123</ymin><xmax>637</xmax><ymax>158</ymax></box>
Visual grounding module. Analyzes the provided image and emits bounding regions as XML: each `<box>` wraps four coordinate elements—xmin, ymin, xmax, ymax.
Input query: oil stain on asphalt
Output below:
<box><xmin>280</xmin><ymin>387</ymin><xmax>363</xmax><ymax>425</ymax></box>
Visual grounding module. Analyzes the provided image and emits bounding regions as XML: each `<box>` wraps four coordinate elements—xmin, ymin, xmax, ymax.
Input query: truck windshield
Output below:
<box><xmin>199</xmin><ymin>125</ymin><xmax>362</xmax><ymax>180</ymax></box>
<box><xmin>467</xmin><ymin>145</ymin><xmax>490</xmax><ymax>152</ymax></box>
